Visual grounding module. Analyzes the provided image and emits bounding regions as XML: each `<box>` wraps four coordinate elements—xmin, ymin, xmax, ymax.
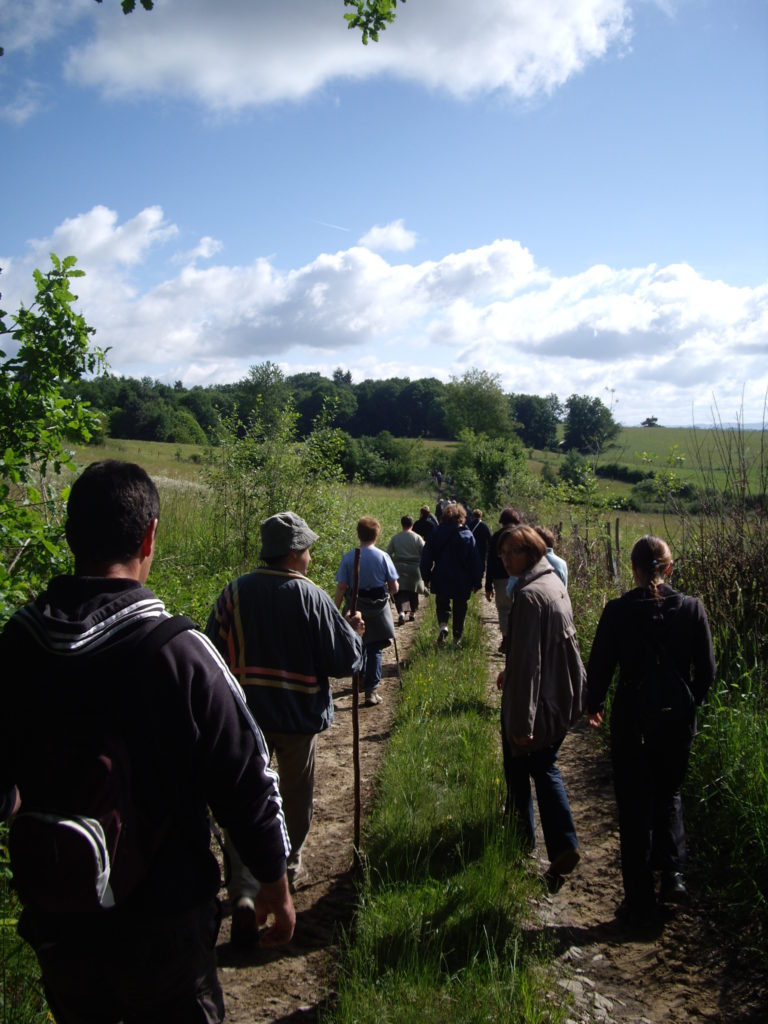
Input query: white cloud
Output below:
<box><xmin>3</xmin><ymin>204</ymin><xmax>766</xmax><ymax>425</ymax></box>
<box><xmin>174</xmin><ymin>236</ymin><xmax>224</xmax><ymax>265</ymax></box>
<box><xmin>54</xmin><ymin>0</ymin><xmax>635</xmax><ymax>112</ymax></box>
<box><xmin>359</xmin><ymin>220</ymin><xmax>417</xmax><ymax>253</ymax></box>
<box><xmin>0</xmin><ymin>79</ymin><xmax>47</xmax><ymax>124</ymax></box>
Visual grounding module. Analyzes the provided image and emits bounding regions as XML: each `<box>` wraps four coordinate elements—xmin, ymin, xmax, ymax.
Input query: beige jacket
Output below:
<box><xmin>501</xmin><ymin>557</ymin><xmax>586</xmax><ymax>753</ymax></box>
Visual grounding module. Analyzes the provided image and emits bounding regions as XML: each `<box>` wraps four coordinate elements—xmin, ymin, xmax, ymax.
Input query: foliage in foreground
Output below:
<box><xmin>325</xmin><ymin>604</ymin><xmax>565</xmax><ymax>1024</ymax></box>
<box><xmin>0</xmin><ymin>255</ymin><xmax>105</xmax><ymax>624</ymax></box>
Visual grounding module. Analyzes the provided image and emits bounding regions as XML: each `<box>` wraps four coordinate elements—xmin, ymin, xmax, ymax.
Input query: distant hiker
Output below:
<box><xmin>413</xmin><ymin>504</ymin><xmax>438</xmax><ymax>540</ymax></box>
<box><xmin>485</xmin><ymin>507</ymin><xmax>523</xmax><ymax>653</ymax></box>
<box><xmin>420</xmin><ymin>502</ymin><xmax>483</xmax><ymax>647</ymax></box>
<box><xmin>587</xmin><ymin>535</ymin><xmax>715</xmax><ymax>928</ymax></box>
<box><xmin>468</xmin><ymin>508</ymin><xmax>492</xmax><ymax>573</ymax></box>
<box><xmin>334</xmin><ymin>516</ymin><xmax>399</xmax><ymax>707</ymax></box>
<box><xmin>386</xmin><ymin>515</ymin><xmax>426</xmax><ymax>624</ymax></box>
<box><xmin>496</xmin><ymin>525</ymin><xmax>586</xmax><ymax>892</ymax></box>
<box><xmin>0</xmin><ymin>460</ymin><xmax>295</xmax><ymax>1023</ymax></box>
<box><xmin>534</xmin><ymin>525</ymin><xmax>569</xmax><ymax>588</ymax></box>
<box><xmin>207</xmin><ymin>511</ymin><xmax>364</xmax><ymax>942</ymax></box>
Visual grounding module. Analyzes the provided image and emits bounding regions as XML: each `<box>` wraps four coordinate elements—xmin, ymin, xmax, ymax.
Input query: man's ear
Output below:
<box><xmin>140</xmin><ymin>519</ymin><xmax>158</xmax><ymax>558</ymax></box>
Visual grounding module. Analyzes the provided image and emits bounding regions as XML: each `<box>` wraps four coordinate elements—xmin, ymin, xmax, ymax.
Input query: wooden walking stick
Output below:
<box><xmin>389</xmin><ymin>594</ymin><xmax>403</xmax><ymax>690</ymax></box>
<box><xmin>350</xmin><ymin>547</ymin><xmax>362</xmax><ymax>862</ymax></box>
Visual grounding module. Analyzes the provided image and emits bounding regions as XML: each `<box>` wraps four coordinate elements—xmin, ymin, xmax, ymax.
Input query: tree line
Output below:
<box><xmin>72</xmin><ymin>363</ymin><xmax>619</xmax><ymax>456</ymax></box>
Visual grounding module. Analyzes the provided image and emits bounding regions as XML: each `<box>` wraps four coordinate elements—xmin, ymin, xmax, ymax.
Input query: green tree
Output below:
<box><xmin>0</xmin><ymin>255</ymin><xmax>105</xmax><ymax>620</ymax></box>
<box><xmin>444</xmin><ymin>369</ymin><xmax>513</xmax><ymax>439</ymax></box>
<box><xmin>509</xmin><ymin>392</ymin><xmax>560</xmax><ymax>449</ymax></box>
<box><xmin>562</xmin><ymin>394</ymin><xmax>619</xmax><ymax>454</ymax></box>
<box><xmin>449</xmin><ymin>429</ymin><xmax>529</xmax><ymax>508</ymax></box>
<box><xmin>205</xmin><ymin>401</ymin><xmax>347</xmax><ymax>571</ymax></box>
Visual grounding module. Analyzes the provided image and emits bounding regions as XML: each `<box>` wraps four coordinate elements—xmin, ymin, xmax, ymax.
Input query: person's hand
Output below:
<box><xmin>512</xmin><ymin>734</ymin><xmax>535</xmax><ymax>747</ymax></box>
<box><xmin>496</xmin><ymin>670</ymin><xmax>505</xmax><ymax>692</ymax></box>
<box><xmin>253</xmin><ymin>875</ymin><xmax>296</xmax><ymax>948</ymax></box>
<box><xmin>347</xmin><ymin>611</ymin><xmax>365</xmax><ymax>636</ymax></box>
<box><xmin>587</xmin><ymin>710</ymin><xmax>604</xmax><ymax>729</ymax></box>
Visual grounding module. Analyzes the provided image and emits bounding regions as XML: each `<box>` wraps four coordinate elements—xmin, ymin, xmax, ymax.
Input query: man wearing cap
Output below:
<box><xmin>206</xmin><ymin>511</ymin><xmax>364</xmax><ymax>944</ymax></box>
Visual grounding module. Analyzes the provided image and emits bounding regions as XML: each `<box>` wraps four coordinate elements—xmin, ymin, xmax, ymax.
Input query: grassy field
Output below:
<box><xmin>2</xmin><ymin>431</ymin><xmax>763</xmax><ymax>1021</ymax></box>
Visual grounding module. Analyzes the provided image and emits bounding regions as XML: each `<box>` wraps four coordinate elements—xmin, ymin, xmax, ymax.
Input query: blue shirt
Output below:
<box><xmin>336</xmin><ymin>545</ymin><xmax>398</xmax><ymax>591</ymax></box>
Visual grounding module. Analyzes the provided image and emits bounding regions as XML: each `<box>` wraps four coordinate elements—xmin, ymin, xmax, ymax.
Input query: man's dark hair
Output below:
<box><xmin>401</xmin><ymin>515</ymin><xmax>414</xmax><ymax>529</ymax></box>
<box><xmin>66</xmin><ymin>460</ymin><xmax>160</xmax><ymax>563</ymax></box>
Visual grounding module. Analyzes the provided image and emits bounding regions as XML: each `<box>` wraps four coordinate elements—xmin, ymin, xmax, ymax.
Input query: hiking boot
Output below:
<box><xmin>437</xmin><ymin>625</ymin><xmax>449</xmax><ymax>645</ymax></box>
<box><xmin>549</xmin><ymin>846</ymin><xmax>580</xmax><ymax>876</ymax></box>
<box><xmin>231</xmin><ymin>897</ymin><xmax>258</xmax><ymax>948</ymax></box>
<box><xmin>659</xmin><ymin>872</ymin><xmax>687</xmax><ymax>904</ymax></box>
<box><xmin>365</xmin><ymin>691</ymin><xmax>383</xmax><ymax>706</ymax></box>
<box><xmin>408</xmin><ymin>612</ymin><xmax>416</xmax><ymax>621</ymax></box>
<box><xmin>287</xmin><ymin>862</ymin><xmax>306</xmax><ymax>891</ymax></box>
<box><xmin>397</xmin><ymin>613</ymin><xmax>405</xmax><ymax>626</ymax></box>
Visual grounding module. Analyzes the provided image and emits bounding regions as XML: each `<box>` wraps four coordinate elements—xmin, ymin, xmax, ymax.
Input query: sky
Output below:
<box><xmin>1</xmin><ymin>0</ymin><xmax>766</xmax><ymax>426</ymax></box>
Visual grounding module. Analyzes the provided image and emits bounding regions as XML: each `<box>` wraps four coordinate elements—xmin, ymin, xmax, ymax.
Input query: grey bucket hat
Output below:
<box><xmin>260</xmin><ymin>511</ymin><xmax>319</xmax><ymax>559</ymax></box>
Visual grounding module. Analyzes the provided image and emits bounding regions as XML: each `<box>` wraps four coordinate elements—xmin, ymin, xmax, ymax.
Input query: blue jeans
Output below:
<box><xmin>362</xmin><ymin>642</ymin><xmax>385</xmax><ymax>694</ymax></box>
<box><xmin>502</xmin><ymin>733</ymin><xmax>578</xmax><ymax>862</ymax></box>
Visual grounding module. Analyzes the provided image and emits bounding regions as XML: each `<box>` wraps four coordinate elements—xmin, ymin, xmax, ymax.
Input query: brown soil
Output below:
<box><xmin>215</xmin><ymin>602</ymin><xmax>766</xmax><ymax>1023</ymax></box>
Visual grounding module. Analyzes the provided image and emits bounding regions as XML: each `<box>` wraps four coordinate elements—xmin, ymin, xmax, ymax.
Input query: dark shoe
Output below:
<box><xmin>408</xmin><ymin>612</ymin><xmax>416</xmax><ymax>621</ymax></box>
<box><xmin>231</xmin><ymin>898</ymin><xmax>259</xmax><ymax>947</ymax></box>
<box><xmin>660</xmin><ymin>872</ymin><xmax>687</xmax><ymax>904</ymax></box>
<box><xmin>549</xmin><ymin>846</ymin><xmax>580</xmax><ymax>877</ymax></box>
<box><xmin>437</xmin><ymin>625</ymin><xmax>448</xmax><ymax>645</ymax></box>
<box><xmin>397</xmin><ymin>613</ymin><xmax>405</xmax><ymax>626</ymax></box>
<box><xmin>615</xmin><ymin>899</ymin><xmax>661</xmax><ymax>931</ymax></box>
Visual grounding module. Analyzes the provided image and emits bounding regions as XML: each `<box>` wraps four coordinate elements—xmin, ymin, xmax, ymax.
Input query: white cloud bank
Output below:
<box><xmin>3</xmin><ymin>204</ymin><xmax>766</xmax><ymax>425</ymax></box>
<box><xmin>2</xmin><ymin>0</ymin><xmax>635</xmax><ymax>116</ymax></box>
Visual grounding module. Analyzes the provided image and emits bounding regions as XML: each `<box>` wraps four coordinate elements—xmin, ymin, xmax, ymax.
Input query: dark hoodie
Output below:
<box><xmin>0</xmin><ymin>575</ymin><xmax>289</xmax><ymax>916</ymax></box>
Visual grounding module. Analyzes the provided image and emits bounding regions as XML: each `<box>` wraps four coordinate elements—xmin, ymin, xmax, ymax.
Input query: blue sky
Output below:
<box><xmin>1</xmin><ymin>0</ymin><xmax>766</xmax><ymax>425</ymax></box>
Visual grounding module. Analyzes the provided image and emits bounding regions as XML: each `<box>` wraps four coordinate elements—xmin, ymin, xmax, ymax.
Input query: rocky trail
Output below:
<box><xmin>215</xmin><ymin>600</ymin><xmax>766</xmax><ymax>1023</ymax></box>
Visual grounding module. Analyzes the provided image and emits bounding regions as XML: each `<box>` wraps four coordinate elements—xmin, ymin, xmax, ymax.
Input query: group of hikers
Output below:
<box><xmin>0</xmin><ymin>459</ymin><xmax>715</xmax><ymax>1022</ymax></box>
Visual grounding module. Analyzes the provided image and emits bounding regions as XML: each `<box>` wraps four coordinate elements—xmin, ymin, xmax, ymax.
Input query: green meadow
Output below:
<box><xmin>2</xmin><ymin>422</ymin><xmax>767</xmax><ymax>1021</ymax></box>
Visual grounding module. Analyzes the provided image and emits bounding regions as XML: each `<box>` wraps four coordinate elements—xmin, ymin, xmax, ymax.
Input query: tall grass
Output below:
<box><xmin>324</xmin><ymin>603</ymin><xmax>565</xmax><ymax>1024</ymax></box>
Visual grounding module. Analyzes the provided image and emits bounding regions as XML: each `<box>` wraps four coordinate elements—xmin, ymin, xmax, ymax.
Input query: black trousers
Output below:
<box><xmin>20</xmin><ymin>899</ymin><xmax>224</xmax><ymax>1023</ymax></box>
<box><xmin>610</xmin><ymin>725</ymin><xmax>691</xmax><ymax>910</ymax></box>
<box><xmin>435</xmin><ymin>593</ymin><xmax>469</xmax><ymax>639</ymax></box>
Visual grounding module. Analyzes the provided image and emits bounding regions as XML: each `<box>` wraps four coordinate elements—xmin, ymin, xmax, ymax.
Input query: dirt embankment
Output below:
<box><xmin>216</xmin><ymin>602</ymin><xmax>766</xmax><ymax>1023</ymax></box>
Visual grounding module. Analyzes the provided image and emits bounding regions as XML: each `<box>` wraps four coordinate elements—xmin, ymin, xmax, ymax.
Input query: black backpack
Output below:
<box><xmin>9</xmin><ymin>614</ymin><xmax>195</xmax><ymax>914</ymax></box>
<box><xmin>629</xmin><ymin>623</ymin><xmax>695</xmax><ymax>741</ymax></box>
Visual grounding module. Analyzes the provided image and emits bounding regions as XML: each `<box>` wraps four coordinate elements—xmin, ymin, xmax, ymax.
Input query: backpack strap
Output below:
<box><xmin>138</xmin><ymin>614</ymin><xmax>197</xmax><ymax>660</ymax></box>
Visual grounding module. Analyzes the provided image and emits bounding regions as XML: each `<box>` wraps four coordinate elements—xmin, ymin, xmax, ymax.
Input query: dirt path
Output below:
<box><xmin>215</xmin><ymin>602</ymin><xmax>765</xmax><ymax>1023</ymax></box>
<box><xmin>475</xmin><ymin>599</ymin><xmax>766</xmax><ymax>1024</ymax></box>
<box><xmin>216</xmin><ymin>616</ymin><xmax>414</xmax><ymax>1023</ymax></box>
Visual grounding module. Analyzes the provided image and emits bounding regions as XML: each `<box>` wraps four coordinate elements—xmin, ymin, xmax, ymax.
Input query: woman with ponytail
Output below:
<box><xmin>587</xmin><ymin>536</ymin><xmax>715</xmax><ymax>928</ymax></box>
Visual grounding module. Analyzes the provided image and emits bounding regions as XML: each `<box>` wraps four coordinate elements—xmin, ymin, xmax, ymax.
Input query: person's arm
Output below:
<box><xmin>419</xmin><ymin>538</ymin><xmax>433</xmax><ymax>587</ymax></box>
<box><xmin>177</xmin><ymin>633</ymin><xmax>293</xmax><ymax>915</ymax></box>
<box><xmin>333</xmin><ymin>582</ymin><xmax>348</xmax><ymax>609</ymax></box>
<box><xmin>585</xmin><ymin>602</ymin><xmax>620</xmax><ymax>726</ymax></box>
<box><xmin>690</xmin><ymin>599</ymin><xmax>716</xmax><ymax>704</ymax></box>
<box><xmin>252</xmin><ymin>874</ymin><xmax>296</xmax><ymax>947</ymax></box>
<box><xmin>504</xmin><ymin>593</ymin><xmax>542</xmax><ymax>744</ymax></box>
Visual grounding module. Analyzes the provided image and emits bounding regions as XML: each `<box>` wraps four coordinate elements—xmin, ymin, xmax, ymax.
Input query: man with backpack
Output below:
<box><xmin>0</xmin><ymin>460</ymin><xmax>295</xmax><ymax>1023</ymax></box>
